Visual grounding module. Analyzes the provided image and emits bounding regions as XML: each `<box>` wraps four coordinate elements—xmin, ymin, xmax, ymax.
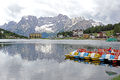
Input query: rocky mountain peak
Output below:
<box><xmin>21</xmin><ymin>16</ymin><xmax>38</xmax><ymax>24</ymax></box>
<box><xmin>19</xmin><ymin>15</ymin><xmax>38</xmax><ymax>26</ymax></box>
<box><xmin>0</xmin><ymin>14</ymin><xmax>103</xmax><ymax>38</ymax></box>
<box><xmin>57</xmin><ymin>14</ymin><xmax>66</xmax><ymax>17</ymax></box>
<box><xmin>71</xmin><ymin>17</ymin><xmax>85</xmax><ymax>24</ymax></box>
<box><xmin>56</xmin><ymin>14</ymin><xmax>69</xmax><ymax>20</ymax></box>
<box><xmin>22</xmin><ymin>15</ymin><xmax>37</xmax><ymax>20</ymax></box>
<box><xmin>7</xmin><ymin>21</ymin><xmax>17</xmax><ymax>26</ymax></box>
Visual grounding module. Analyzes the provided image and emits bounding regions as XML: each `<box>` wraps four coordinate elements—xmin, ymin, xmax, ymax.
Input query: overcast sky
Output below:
<box><xmin>0</xmin><ymin>0</ymin><xmax>120</xmax><ymax>25</ymax></box>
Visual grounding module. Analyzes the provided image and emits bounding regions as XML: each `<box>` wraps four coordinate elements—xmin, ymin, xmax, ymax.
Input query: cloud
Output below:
<box><xmin>91</xmin><ymin>0</ymin><xmax>120</xmax><ymax>24</ymax></box>
<box><xmin>0</xmin><ymin>0</ymin><xmax>120</xmax><ymax>25</ymax></box>
<box><xmin>7</xmin><ymin>4</ymin><xmax>23</xmax><ymax>18</ymax></box>
<box><xmin>0</xmin><ymin>50</ymin><xmax>113</xmax><ymax>80</ymax></box>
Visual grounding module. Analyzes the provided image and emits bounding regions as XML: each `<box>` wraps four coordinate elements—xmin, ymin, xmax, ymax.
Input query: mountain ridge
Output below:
<box><xmin>0</xmin><ymin>14</ymin><xmax>103</xmax><ymax>38</ymax></box>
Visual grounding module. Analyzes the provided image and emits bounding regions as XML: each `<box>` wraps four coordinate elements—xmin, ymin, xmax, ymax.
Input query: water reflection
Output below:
<box><xmin>0</xmin><ymin>51</ymin><xmax>120</xmax><ymax>80</ymax></box>
<box><xmin>35</xmin><ymin>44</ymin><xmax>52</xmax><ymax>54</ymax></box>
<box><xmin>0</xmin><ymin>42</ymin><xmax>120</xmax><ymax>62</ymax></box>
<box><xmin>0</xmin><ymin>43</ymin><xmax>66</xmax><ymax>62</ymax></box>
<box><xmin>0</xmin><ymin>40</ymin><xmax>120</xmax><ymax>80</ymax></box>
<box><xmin>0</xmin><ymin>43</ymin><xmax>98</xmax><ymax>62</ymax></box>
<box><xmin>65</xmin><ymin>58</ymin><xmax>120</xmax><ymax>68</ymax></box>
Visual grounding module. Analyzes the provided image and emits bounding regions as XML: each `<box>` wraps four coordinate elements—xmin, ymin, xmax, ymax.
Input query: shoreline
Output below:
<box><xmin>0</xmin><ymin>38</ymin><xmax>106</xmax><ymax>41</ymax></box>
<box><xmin>0</xmin><ymin>38</ymin><xmax>106</xmax><ymax>40</ymax></box>
<box><xmin>0</xmin><ymin>39</ymin><xmax>118</xmax><ymax>46</ymax></box>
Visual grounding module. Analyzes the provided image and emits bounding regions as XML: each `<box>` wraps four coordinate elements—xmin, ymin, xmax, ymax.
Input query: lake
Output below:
<box><xmin>0</xmin><ymin>39</ymin><xmax>120</xmax><ymax>80</ymax></box>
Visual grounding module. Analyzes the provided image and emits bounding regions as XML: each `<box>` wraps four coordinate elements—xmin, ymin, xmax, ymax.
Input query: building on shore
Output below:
<box><xmin>97</xmin><ymin>32</ymin><xmax>107</xmax><ymax>38</ymax></box>
<box><xmin>83</xmin><ymin>34</ymin><xmax>90</xmax><ymax>39</ymax></box>
<box><xmin>29</xmin><ymin>33</ymin><xmax>42</xmax><ymax>38</ymax></box>
<box><xmin>116</xmin><ymin>33</ymin><xmax>120</xmax><ymax>37</ymax></box>
<box><xmin>72</xmin><ymin>29</ymin><xmax>83</xmax><ymax>37</ymax></box>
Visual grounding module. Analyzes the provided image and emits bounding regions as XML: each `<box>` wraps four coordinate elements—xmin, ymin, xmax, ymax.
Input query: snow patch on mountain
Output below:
<box><xmin>35</xmin><ymin>24</ymin><xmax>54</xmax><ymax>33</ymax></box>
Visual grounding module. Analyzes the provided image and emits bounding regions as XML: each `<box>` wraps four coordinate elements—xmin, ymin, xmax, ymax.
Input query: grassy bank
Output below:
<box><xmin>112</xmin><ymin>75</ymin><xmax>120</xmax><ymax>80</ymax></box>
<box><xmin>91</xmin><ymin>30</ymin><xmax>114</xmax><ymax>37</ymax></box>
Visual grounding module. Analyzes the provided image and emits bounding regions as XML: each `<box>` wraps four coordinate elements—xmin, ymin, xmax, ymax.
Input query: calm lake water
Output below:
<box><xmin>0</xmin><ymin>39</ymin><xmax>120</xmax><ymax>80</ymax></box>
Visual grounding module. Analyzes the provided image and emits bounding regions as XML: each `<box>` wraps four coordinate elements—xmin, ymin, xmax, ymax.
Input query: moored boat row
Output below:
<box><xmin>65</xmin><ymin>48</ymin><xmax>120</xmax><ymax>62</ymax></box>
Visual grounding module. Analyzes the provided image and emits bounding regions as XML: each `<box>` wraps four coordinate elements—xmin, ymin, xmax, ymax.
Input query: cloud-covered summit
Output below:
<box><xmin>0</xmin><ymin>0</ymin><xmax>120</xmax><ymax>25</ymax></box>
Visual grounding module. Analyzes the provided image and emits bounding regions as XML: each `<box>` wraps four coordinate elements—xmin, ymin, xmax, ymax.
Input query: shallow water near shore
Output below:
<box><xmin>0</xmin><ymin>39</ymin><xmax>120</xmax><ymax>80</ymax></box>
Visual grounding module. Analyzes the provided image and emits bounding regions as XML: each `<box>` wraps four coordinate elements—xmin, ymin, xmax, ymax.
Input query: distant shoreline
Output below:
<box><xmin>0</xmin><ymin>39</ymin><xmax>105</xmax><ymax>43</ymax></box>
<box><xmin>0</xmin><ymin>38</ymin><xmax>106</xmax><ymax>41</ymax></box>
<box><xmin>52</xmin><ymin>38</ymin><xmax>106</xmax><ymax>40</ymax></box>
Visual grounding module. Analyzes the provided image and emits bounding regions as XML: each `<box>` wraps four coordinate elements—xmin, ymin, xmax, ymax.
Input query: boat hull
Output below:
<box><xmin>84</xmin><ymin>56</ymin><xmax>91</xmax><ymax>60</ymax></box>
<box><xmin>91</xmin><ymin>57</ymin><xmax>99</xmax><ymax>61</ymax></box>
<box><xmin>99</xmin><ymin>58</ymin><xmax>105</xmax><ymax>61</ymax></box>
<box><xmin>80</xmin><ymin>57</ymin><xmax>84</xmax><ymax>59</ymax></box>
<box><xmin>65</xmin><ymin>54</ymin><xmax>71</xmax><ymax>58</ymax></box>
<box><xmin>74</xmin><ymin>55</ymin><xmax>80</xmax><ymax>58</ymax></box>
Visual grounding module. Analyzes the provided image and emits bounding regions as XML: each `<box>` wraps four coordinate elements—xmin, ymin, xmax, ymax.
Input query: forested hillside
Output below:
<box><xmin>84</xmin><ymin>23</ymin><xmax>120</xmax><ymax>35</ymax></box>
<box><xmin>0</xmin><ymin>28</ymin><xmax>27</xmax><ymax>39</ymax></box>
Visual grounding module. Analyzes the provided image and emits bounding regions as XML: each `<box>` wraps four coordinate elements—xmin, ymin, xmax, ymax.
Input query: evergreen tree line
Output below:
<box><xmin>84</xmin><ymin>23</ymin><xmax>120</xmax><ymax>35</ymax></box>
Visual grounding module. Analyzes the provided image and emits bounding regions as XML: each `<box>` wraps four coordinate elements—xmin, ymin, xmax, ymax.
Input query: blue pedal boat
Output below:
<box><xmin>99</xmin><ymin>54</ymin><xmax>106</xmax><ymax>61</ymax></box>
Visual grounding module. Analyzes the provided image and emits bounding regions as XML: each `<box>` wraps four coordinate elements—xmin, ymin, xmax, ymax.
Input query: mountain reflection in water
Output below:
<box><xmin>0</xmin><ymin>43</ymin><xmax>105</xmax><ymax>62</ymax></box>
<box><xmin>0</xmin><ymin>40</ymin><xmax>120</xmax><ymax>80</ymax></box>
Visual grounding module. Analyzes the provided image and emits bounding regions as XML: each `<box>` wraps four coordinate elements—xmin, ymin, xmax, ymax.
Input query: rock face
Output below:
<box><xmin>0</xmin><ymin>14</ymin><xmax>103</xmax><ymax>38</ymax></box>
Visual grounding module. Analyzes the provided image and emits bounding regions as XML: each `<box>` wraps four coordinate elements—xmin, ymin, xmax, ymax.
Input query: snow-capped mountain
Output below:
<box><xmin>0</xmin><ymin>14</ymin><xmax>103</xmax><ymax>38</ymax></box>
